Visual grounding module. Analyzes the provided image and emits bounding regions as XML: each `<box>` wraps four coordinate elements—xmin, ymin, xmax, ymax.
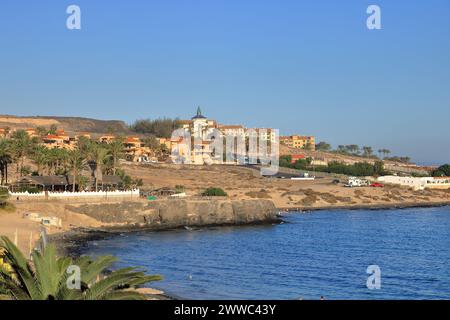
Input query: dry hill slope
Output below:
<box><xmin>0</xmin><ymin>115</ymin><xmax>130</xmax><ymax>134</ymax></box>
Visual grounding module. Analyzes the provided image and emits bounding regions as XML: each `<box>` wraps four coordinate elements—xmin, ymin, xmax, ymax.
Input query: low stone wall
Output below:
<box><xmin>9</xmin><ymin>189</ymin><xmax>140</xmax><ymax>200</ymax></box>
<box><xmin>66</xmin><ymin>198</ymin><xmax>278</xmax><ymax>230</ymax></box>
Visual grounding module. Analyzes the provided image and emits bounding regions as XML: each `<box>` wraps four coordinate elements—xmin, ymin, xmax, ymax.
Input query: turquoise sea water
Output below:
<box><xmin>82</xmin><ymin>206</ymin><xmax>450</xmax><ymax>300</ymax></box>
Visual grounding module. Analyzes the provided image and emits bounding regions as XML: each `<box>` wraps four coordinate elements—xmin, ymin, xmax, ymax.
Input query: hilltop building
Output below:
<box><xmin>172</xmin><ymin>108</ymin><xmax>279</xmax><ymax>165</ymax></box>
<box><xmin>280</xmin><ymin>135</ymin><xmax>315</xmax><ymax>150</ymax></box>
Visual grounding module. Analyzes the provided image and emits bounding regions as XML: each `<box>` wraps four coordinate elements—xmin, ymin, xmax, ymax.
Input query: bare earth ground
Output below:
<box><xmin>123</xmin><ymin>163</ymin><xmax>450</xmax><ymax>209</ymax></box>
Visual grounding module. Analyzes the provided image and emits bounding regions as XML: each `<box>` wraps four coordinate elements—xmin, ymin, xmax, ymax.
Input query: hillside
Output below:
<box><xmin>0</xmin><ymin>115</ymin><xmax>130</xmax><ymax>135</ymax></box>
<box><xmin>279</xmin><ymin>145</ymin><xmax>431</xmax><ymax>175</ymax></box>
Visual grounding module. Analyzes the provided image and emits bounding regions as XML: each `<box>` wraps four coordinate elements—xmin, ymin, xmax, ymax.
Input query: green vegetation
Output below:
<box><xmin>362</xmin><ymin>146</ymin><xmax>374</xmax><ymax>158</ymax></box>
<box><xmin>68</xmin><ymin>149</ymin><xmax>89</xmax><ymax>192</ymax></box>
<box><xmin>314</xmin><ymin>142</ymin><xmax>412</xmax><ymax>164</ymax></box>
<box><xmin>280</xmin><ymin>154</ymin><xmax>387</xmax><ymax>177</ymax></box>
<box><xmin>142</xmin><ymin>136</ymin><xmax>170</xmax><ymax>160</ymax></box>
<box><xmin>0</xmin><ymin>236</ymin><xmax>161</xmax><ymax>300</ymax></box>
<box><xmin>202</xmin><ymin>187</ymin><xmax>228</xmax><ymax>197</ymax></box>
<box><xmin>315</xmin><ymin>161</ymin><xmax>387</xmax><ymax>177</ymax></box>
<box><xmin>315</xmin><ymin>141</ymin><xmax>331</xmax><ymax>151</ymax></box>
<box><xmin>115</xmin><ymin>169</ymin><xmax>143</xmax><ymax>189</ymax></box>
<box><xmin>0</xmin><ymin>187</ymin><xmax>9</xmax><ymax>206</ymax></box>
<box><xmin>11</xmin><ymin>186</ymin><xmax>40</xmax><ymax>194</ymax></box>
<box><xmin>432</xmin><ymin>164</ymin><xmax>450</xmax><ymax>177</ymax></box>
<box><xmin>279</xmin><ymin>155</ymin><xmax>311</xmax><ymax>170</ymax></box>
<box><xmin>0</xmin><ymin>187</ymin><xmax>14</xmax><ymax>213</ymax></box>
<box><xmin>0</xmin><ymin>139</ymin><xmax>12</xmax><ymax>185</ymax></box>
<box><xmin>378</xmin><ymin>149</ymin><xmax>391</xmax><ymax>159</ymax></box>
<box><xmin>0</xmin><ymin>129</ymin><xmax>144</xmax><ymax>191</ymax></box>
<box><xmin>130</xmin><ymin>118</ymin><xmax>181</xmax><ymax>138</ymax></box>
<box><xmin>175</xmin><ymin>185</ymin><xmax>185</xmax><ymax>194</ymax></box>
<box><xmin>384</xmin><ymin>156</ymin><xmax>411</xmax><ymax>164</ymax></box>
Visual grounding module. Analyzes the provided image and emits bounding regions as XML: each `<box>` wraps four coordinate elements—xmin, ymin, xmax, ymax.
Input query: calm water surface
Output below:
<box><xmin>82</xmin><ymin>206</ymin><xmax>450</xmax><ymax>300</ymax></box>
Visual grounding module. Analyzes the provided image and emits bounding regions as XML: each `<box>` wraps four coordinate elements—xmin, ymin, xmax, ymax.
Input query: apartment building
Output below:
<box><xmin>280</xmin><ymin>135</ymin><xmax>315</xmax><ymax>150</ymax></box>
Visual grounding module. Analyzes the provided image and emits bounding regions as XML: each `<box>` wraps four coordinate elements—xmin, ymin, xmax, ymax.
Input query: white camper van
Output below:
<box><xmin>345</xmin><ymin>177</ymin><xmax>369</xmax><ymax>187</ymax></box>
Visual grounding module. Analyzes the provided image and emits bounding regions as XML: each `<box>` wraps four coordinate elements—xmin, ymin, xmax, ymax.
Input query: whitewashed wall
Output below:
<box><xmin>9</xmin><ymin>189</ymin><xmax>140</xmax><ymax>199</ymax></box>
<box><xmin>377</xmin><ymin>176</ymin><xmax>426</xmax><ymax>190</ymax></box>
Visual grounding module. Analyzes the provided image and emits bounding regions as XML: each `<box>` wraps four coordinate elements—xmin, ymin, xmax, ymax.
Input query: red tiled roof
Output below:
<box><xmin>125</xmin><ymin>137</ymin><xmax>140</xmax><ymax>143</ymax></box>
<box><xmin>43</xmin><ymin>135</ymin><xmax>65</xmax><ymax>140</ymax></box>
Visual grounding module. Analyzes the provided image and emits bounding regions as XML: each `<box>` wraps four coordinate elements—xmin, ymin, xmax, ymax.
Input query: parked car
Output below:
<box><xmin>370</xmin><ymin>183</ymin><xmax>384</xmax><ymax>188</ymax></box>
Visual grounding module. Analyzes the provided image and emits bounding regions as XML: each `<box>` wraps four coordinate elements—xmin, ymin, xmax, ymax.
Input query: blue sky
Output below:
<box><xmin>0</xmin><ymin>0</ymin><xmax>449</xmax><ymax>165</ymax></box>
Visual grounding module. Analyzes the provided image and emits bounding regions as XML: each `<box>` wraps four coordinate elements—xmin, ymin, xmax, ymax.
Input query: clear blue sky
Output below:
<box><xmin>0</xmin><ymin>0</ymin><xmax>449</xmax><ymax>165</ymax></box>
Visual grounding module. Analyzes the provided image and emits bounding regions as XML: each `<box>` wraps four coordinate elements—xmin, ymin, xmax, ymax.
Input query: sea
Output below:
<box><xmin>81</xmin><ymin>206</ymin><xmax>450</xmax><ymax>300</ymax></box>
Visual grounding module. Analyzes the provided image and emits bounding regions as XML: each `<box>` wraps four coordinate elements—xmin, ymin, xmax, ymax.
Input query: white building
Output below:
<box><xmin>173</xmin><ymin>107</ymin><xmax>277</xmax><ymax>165</ymax></box>
<box><xmin>378</xmin><ymin>175</ymin><xmax>450</xmax><ymax>190</ymax></box>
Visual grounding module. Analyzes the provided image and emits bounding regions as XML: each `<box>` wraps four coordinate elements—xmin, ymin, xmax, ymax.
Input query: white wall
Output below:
<box><xmin>9</xmin><ymin>189</ymin><xmax>140</xmax><ymax>200</ymax></box>
<box><xmin>377</xmin><ymin>176</ymin><xmax>427</xmax><ymax>190</ymax></box>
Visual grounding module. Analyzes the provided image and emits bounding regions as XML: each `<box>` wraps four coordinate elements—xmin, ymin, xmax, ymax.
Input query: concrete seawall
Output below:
<box><xmin>66</xmin><ymin>199</ymin><xmax>279</xmax><ymax>230</ymax></box>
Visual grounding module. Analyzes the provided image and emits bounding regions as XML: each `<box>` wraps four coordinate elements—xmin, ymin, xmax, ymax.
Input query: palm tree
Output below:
<box><xmin>108</xmin><ymin>138</ymin><xmax>124</xmax><ymax>175</ymax></box>
<box><xmin>89</xmin><ymin>145</ymin><xmax>110</xmax><ymax>191</ymax></box>
<box><xmin>378</xmin><ymin>149</ymin><xmax>391</xmax><ymax>159</ymax></box>
<box><xmin>346</xmin><ymin>144</ymin><xmax>360</xmax><ymax>156</ymax></box>
<box><xmin>10</xmin><ymin>130</ymin><xmax>32</xmax><ymax>179</ymax></box>
<box><xmin>362</xmin><ymin>146</ymin><xmax>373</xmax><ymax>158</ymax></box>
<box><xmin>0</xmin><ymin>236</ymin><xmax>161</xmax><ymax>300</ymax></box>
<box><xmin>0</xmin><ymin>139</ymin><xmax>12</xmax><ymax>185</ymax></box>
<box><xmin>48</xmin><ymin>148</ymin><xmax>70</xmax><ymax>175</ymax></box>
<box><xmin>68</xmin><ymin>150</ymin><xmax>88</xmax><ymax>192</ymax></box>
<box><xmin>336</xmin><ymin>145</ymin><xmax>347</xmax><ymax>154</ymax></box>
<box><xmin>377</xmin><ymin>149</ymin><xmax>383</xmax><ymax>158</ymax></box>
<box><xmin>30</xmin><ymin>146</ymin><xmax>49</xmax><ymax>176</ymax></box>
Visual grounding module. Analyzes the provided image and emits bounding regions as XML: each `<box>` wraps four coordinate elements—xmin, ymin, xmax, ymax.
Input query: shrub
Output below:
<box><xmin>129</xmin><ymin>118</ymin><xmax>181</xmax><ymax>138</ymax></box>
<box><xmin>432</xmin><ymin>164</ymin><xmax>450</xmax><ymax>177</ymax></box>
<box><xmin>202</xmin><ymin>187</ymin><xmax>227</xmax><ymax>197</ymax></box>
<box><xmin>13</xmin><ymin>187</ymin><xmax>40</xmax><ymax>194</ymax></box>
<box><xmin>175</xmin><ymin>185</ymin><xmax>185</xmax><ymax>193</ymax></box>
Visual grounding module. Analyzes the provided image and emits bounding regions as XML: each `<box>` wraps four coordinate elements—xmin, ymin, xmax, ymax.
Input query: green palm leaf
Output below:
<box><xmin>0</xmin><ymin>236</ymin><xmax>161</xmax><ymax>300</ymax></box>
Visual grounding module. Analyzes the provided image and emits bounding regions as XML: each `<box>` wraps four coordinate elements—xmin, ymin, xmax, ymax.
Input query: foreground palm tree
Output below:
<box><xmin>0</xmin><ymin>236</ymin><xmax>161</xmax><ymax>300</ymax></box>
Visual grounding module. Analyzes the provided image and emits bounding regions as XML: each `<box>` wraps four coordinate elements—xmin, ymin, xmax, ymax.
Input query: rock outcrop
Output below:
<box><xmin>67</xmin><ymin>199</ymin><xmax>278</xmax><ymax>230</ymax></box>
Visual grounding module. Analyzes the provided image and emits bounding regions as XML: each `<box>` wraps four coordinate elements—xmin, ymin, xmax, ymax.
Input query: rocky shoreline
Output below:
<box><xmin>45</xmin><ymin>199</ymin><xmax>450</xmax><ymax>300</ymax></box>
<box><xmin>278</xmin><ymin>200</ymin><xmax>450</xmax><ymax>213</ymax></box>
<box><xmin>51</xmin><ymin>200</ymin><xmax>450</xmax><ymax>257</ymax></box>
<box><xmin>49</xmin><ymin>198</ymin><xmax>280</xmax><ymax>255</ymax></box>
<box><xmin>50</xmin><ymin>219</ymin><xmax>284</xmax><ymax>257</ymax></box>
